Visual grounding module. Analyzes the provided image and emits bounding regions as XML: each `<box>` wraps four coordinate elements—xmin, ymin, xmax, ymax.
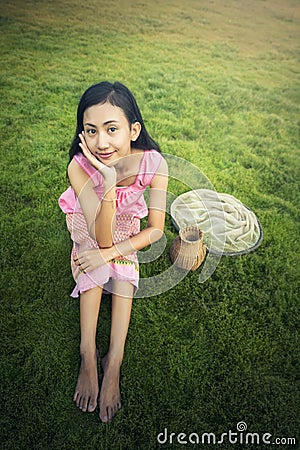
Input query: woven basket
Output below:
<box><xmin>170</xmin><ymin>226</ymin><xmax>206</xmax><ymax>271</ymax></box>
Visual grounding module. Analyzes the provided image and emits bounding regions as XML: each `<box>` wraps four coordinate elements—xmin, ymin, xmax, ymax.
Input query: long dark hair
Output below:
<box><xmin>69</xmin><ymin>81</ymin><xmax>160</xmax><ymax>162</ymax></box>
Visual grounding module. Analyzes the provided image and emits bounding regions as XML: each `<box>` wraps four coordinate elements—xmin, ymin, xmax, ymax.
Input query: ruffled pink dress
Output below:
<box><xmin>58</xmin><ymin>150</ymin><xmax>162</xmax><ymax>297</ymax></box>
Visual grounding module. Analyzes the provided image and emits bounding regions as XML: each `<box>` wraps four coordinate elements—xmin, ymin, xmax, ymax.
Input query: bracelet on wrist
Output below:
<box><xmin>102</xmin><ymin>196</ymin><xmax>117</xmax><ymax>206</ymax></box>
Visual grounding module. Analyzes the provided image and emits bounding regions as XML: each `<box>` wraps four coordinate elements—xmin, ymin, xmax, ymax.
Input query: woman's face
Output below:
<box><xmin>82</xmin><ymin>102</ymin><xmax>141</xmax><ymax>165</ymax></box>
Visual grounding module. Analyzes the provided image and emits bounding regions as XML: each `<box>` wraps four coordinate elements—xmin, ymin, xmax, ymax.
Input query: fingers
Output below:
<box><xmin>73</xmin><ymin>251</ymin><xmax>95</xmax><ymax>273</ymax></box>
<box><xmin>74</xmin><ymin>249</ymin><xmax>107</xmax><ymax>273</ymax></box>
<box><xmin>78</xmin><ymin>132</ymin><xmax>97</xmax><ymax>163</ymax></box>
<box><xmin>78</xmin><ymin>131</ymin><xmax>86</xmax><ymax>148</ymax></box>
<box><xmin>78</xmin><ymin>132</ymin><xmax>91</xmax><ymax>155</ymax></box>
<box><xmin>73</xmin><ymin>254</ymin><xmax>87</xmax><ymax>273</ymax></box>
<box><xmin>74</xmin><ymin>250</ymin><xmax>87</xmax><ymax>265</ymax></box>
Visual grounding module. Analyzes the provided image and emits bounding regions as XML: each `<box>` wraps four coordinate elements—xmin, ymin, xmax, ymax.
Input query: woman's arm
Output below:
<box><xmin>75</xmin><ymin>157</ymin><xmax>168</xmax><ymax>271</ymax></box>
<box><xmin>115</xmin><ymin>156</ymin><xmax>168</xmax><ymax>254</ymax></box>
<box><xmin>68</xmin><ymin>157</ymin><xmax>116</xmax><ymax>248</ymax></box>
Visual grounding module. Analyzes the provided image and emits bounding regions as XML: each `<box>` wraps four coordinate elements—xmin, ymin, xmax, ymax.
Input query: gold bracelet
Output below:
<box><xmin>102</xmin><ymin>196</ymin><xmax>117</xmax><ymax>203</ymax></box>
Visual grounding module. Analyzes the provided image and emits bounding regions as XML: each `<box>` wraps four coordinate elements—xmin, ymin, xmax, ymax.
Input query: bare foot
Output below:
<box><xmin>99</xmin><ymin>354</ymin><xmax>122</xmax><ymax>423</ymax></box>
<box><xmin>73</xmin><ymin>350</ymin><xmax>99</xmax><ymax>413</ymax></box>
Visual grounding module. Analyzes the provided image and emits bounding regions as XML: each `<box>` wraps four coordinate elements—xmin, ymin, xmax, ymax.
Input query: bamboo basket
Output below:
<box><xmin>170</xmin><ymin>226</ymin><xmax>206</xmax><ymax>271</ymax></box>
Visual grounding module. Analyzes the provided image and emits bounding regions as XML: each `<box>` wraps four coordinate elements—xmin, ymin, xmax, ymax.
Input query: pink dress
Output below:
<box><xmin>58</xmin><ymin>150</ymin><xmax>163</xmax><ymax>297</ymax></box>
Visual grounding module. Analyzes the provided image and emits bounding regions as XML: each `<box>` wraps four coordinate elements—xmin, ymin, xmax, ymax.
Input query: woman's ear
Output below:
<box><xmin>130</xmin><ymin>121</ymin><xmax>141</xmax><ymax>142</ymax></box>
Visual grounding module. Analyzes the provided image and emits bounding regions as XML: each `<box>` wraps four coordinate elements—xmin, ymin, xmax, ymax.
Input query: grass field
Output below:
<box><xmin>1</xmin><ymin>0</ymin><xmax>299</xmax><ymax>449</ymax></box>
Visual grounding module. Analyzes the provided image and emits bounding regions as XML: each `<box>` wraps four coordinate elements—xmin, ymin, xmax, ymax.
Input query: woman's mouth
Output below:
<box><xmin>97</xmin><ymin>151</ymin><xmax>115</xmax><ymax>160</ymax></box>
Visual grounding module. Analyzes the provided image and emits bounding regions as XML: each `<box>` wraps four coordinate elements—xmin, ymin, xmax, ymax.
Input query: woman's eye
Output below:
<box><xmin>86</xmin><ymin>129</ymin><xmax>96</xmax><ymax>135</ymax></box>
<box><xmin>108</xmin><ymin>126</ymin><xmax>117</xmax><ymax>133</ymax></box>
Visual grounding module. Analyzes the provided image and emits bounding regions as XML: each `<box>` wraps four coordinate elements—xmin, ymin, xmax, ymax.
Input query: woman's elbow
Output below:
<box><xmin>97</xmin><ymin>238</ymin><xmax>113</xmax><ymax>249</ymax></box>
<box><xmin>149</xmin><ymin>227</ymin><xmax>164</xmax><ymax>243</ymax></box>
<box><xmin>95</xmin><ymin>232</ymin><xmax>113</xmax><ymax>248</ymax></box>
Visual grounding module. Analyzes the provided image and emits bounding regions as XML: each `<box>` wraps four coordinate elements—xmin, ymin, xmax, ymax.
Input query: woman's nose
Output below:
<box><xmin>97</xmin><ymin>132</ymin><xmax>109</xmax><ymax>149</ymax></box>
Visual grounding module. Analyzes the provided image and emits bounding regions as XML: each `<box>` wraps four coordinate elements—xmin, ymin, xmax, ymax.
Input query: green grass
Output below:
<box><xmin>1</xmin><ymin>0</ymin><xmax>299</xmax><ymax>448</ymax></box>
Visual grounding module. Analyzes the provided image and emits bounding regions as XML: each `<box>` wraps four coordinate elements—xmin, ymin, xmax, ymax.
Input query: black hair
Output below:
<box><xmin>69</xmin><ymin>81</ymin><xmax>160</xmax><ymax>163</ymax></box>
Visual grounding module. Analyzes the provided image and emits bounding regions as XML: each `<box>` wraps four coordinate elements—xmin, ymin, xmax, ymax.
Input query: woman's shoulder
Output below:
<box><xmin>143</xmin><ymin>149</ymin><xmax>167</xmax><ymax>172</ymax></box>
<box><xmin>138</xmin><ymin>149</ymin><xmax>167</xmax><ymax>186</ymax></box>
<box><xmin>141</xmin><ymin>148</ymin><xmax>163</xmax><ymax>165</ymax></box>
<box><xmin>68</xmin><ymin>153</ymin><xmax>103</xmax><ymax>181</ymax></box>
<box><xmin>69</xmin><ymin>153</ymin><xmax>96</xmax><ymax>177</ymax></box>
<box><xmin>68</xmin><ymin>154</ymin><xmax>103</xmax><ymax>192</ymax></box>
<box><xmin>68</xmin><ymin>156</ymin><xmax>89</xmax><ymax>181</ymax></box>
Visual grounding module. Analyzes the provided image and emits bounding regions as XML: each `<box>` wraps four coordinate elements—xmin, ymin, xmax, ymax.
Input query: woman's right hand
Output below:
<box><xmin>74</xmin><ymin>247</ymin><xmax>111</xmax><ymax>272</ymax></box>
<box><xmin>78</xmin><ymin>132</ymin><xmax>116</xmax><ymax>183</ymax></box>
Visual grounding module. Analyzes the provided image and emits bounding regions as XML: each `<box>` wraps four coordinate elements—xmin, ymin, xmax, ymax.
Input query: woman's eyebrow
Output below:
<box><xmin>103</xmin><ymin>120</ymin><xmax>120</xmax><ymax>125</ymax></box>
<box><xmin>84</xmin><ymin>120</ymin><xmax>120</xmax><ymax>127</ymax></box>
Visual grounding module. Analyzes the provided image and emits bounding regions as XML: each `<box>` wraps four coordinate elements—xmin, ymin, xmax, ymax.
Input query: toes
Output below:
<box><xmin>99</xmin><ymin>403</ymin><xmax>121</xmax><ymax>423</ymax></box>
<box><xmin>74</xmin><ymin>393</ymin><xmax>86</xmax><ymax>411</ymax></box>
<box><xmin>100</xmin><ymin>413</ymin><xmax>108</xmax><ymax>423</ymax></box>
<box><xmin>79</xmin><ymin>395</ymin><xmax>88</xmax><ymax>412</ymax></box>
<box><xmin>73</xmin><ymin>392</ymin><xmax>81</xmax><ymax>408</ymax></box>
<box><xmin>108</xmin><ymin>406</ymin><xmax>114</xmax><ymax>422</ymax></box>
<box><xmin>74</xmin><ymin>390</ymin><xmax>98</xmax><ymax>413</ymax></box>
<box><xmin>82</xmin><ymin>400</ymin><xmax>88</xmax><ymax>412</ymax></box>
<box><xmin>100</xmin><ymin>405</ymin><xmax>109</xmax><ymax>423</ymax></box>
<box><xmin>88</xmin><ymin>400</ymin><xmax>97</xmax><ymax>412</ymax></box>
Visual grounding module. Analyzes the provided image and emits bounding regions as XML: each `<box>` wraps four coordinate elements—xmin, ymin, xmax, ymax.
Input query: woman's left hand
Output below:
<box><xmin>74</xmin><ymin>248</ymin><xmax>112</xmax><ymax>272</ymax></box>
<box><xmin>79</xmin><ymin>132</ymin><xmax>116</xmax><ymax>182</ymax></box>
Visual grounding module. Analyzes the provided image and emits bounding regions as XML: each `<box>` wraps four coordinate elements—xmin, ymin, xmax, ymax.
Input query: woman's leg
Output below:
<box><xmin>99</xmin><ymin>281</ymin><xmax>134</xmax><ymax>422</ymax></box>
<box><xmin>73</xmin><ymin>286</ymin><xmax>102</xmax><ymax>413</ymax></box>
